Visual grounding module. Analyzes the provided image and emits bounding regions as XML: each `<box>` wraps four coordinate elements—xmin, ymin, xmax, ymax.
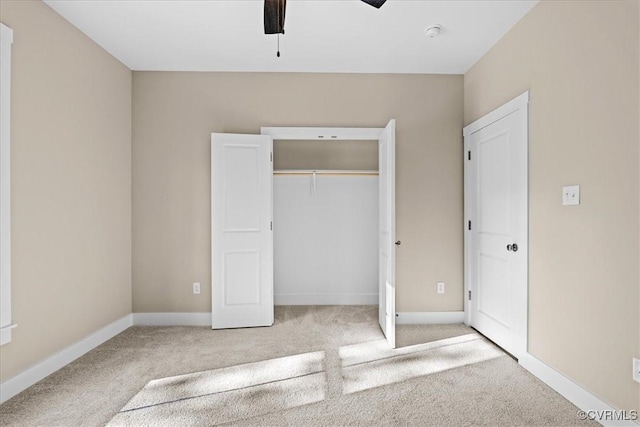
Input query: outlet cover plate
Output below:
<box><xmin>633</xmin><ymin>358</ymin><xmax>640</xmax><ymax>383</ymax></box>
<box><xmin>193</xmin><ymin>282</ymin><xmax>201</xmax><ymax>295</ymax></box>
<box><xmin>437</xmin><ymin>282</ymin><xmax>445</xmax><ymax>294</ymax></box>
<box><xmin>562</xmin><ymin>185</ymin><xmax>580</xmax><ymax>206</ymax></box>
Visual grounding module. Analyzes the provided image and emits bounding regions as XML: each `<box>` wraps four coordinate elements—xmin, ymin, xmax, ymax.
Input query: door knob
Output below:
<box><xmin>395</xmin><ymin>240</ymin><xmax>401</xmax><ymax>246</ymax></box>
<box><xmin>506</xmin><ymin>243</ymin><xmax>519</xmax><ymax>252</ymax></box>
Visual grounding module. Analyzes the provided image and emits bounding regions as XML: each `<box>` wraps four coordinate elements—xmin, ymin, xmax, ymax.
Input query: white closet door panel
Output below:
<box><xmin>274</xmin><ymin>175</ymin><xmax>378</xmax><ymax>304</ymax></box>
<box><xmin>379</xmin><ymin>119</ymin><xmax>396</xmax><ymax>349</ymax></box>
<box><xmin>211</xmin><ymin>133</ymin><xmax>273</xmax><ymax>329</ymax></box>
<box><xmin>222</xmin><ymin>146</ymin><xmax>261</xmax><ymax>231</ymax></box>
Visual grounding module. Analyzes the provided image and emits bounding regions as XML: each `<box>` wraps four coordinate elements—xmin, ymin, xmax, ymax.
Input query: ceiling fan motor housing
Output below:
<box><xmin>361</xmin><ymin>0</ymin><xmax>387</xmax><ymax>9</ymax></box>
<box><xmin>264</xmin><ymin>0</ymin><xmax>286</xmax><ymax>34</ymax></box>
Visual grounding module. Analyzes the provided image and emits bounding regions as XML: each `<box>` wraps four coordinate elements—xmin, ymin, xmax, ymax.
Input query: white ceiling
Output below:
<box><xmin>44</xmin><ymin>0</ymin><xmax>538</xmax><ymax>74</ymax></box>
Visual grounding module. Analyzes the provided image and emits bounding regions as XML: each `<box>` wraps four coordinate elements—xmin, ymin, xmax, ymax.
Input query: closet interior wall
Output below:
<box><xmin>273</xmin><ymin>139</ymin><xmax>379</xmax><ymax>305</ymax></box>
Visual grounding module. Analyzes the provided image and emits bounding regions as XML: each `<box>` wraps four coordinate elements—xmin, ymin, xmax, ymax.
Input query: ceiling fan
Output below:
<box><xmin>264</xmin><ymin>0</ymin><xmax>387</xmax><ymax>56</ymax></box>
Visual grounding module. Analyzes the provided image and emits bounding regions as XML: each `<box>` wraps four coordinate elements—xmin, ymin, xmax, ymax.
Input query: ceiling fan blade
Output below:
<box><xmin>361</xmin><ymin>0</ymin><xmax>387</xmax><ymax>8</ymax></box>
<box><xmin>264</xmin><ymin>0</ymin><xmax>286</xmax><ymax>34</ymax></box>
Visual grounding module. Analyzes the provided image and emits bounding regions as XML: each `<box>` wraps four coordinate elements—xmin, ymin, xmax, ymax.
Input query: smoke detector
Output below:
<box><xmin>424</xmin><ymin>25</ymin><xmax>442</xmax><ymax>38</ymax></box>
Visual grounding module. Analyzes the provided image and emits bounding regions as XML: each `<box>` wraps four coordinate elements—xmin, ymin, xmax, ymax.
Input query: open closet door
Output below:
<box><xmin>378</xmin><ymin>120</ymin><xmax>396</xmax><ymax>348</ymax></box>
<box><xmin>211</xmin><ymin>133</ymin><xmax>274</xmax><ymax>329</ymax></box>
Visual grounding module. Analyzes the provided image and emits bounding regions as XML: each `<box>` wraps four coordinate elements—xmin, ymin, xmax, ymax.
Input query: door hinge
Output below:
<box><xmin>270</xmin><ymin>221</ymin><xmax>273</xmax><ymax>231</ymax></box>
<box><xmin>468</xmin><ymin>151</ymin><xmax>471</xmax><ymax>161</ymax></box>
<box><xmin>468</xmin><ymin>220</ymin><xmax>472</xmax><ymax>231</ymax></box>
<box><xmin>468</xmin><ymin>290</ymin><xmax>472</xmax><ymax>301</ymax></box>
<box><xmin>270</xmin><ymin>152</ymin><xmax>273</xmax><ymax>162</ymax></box>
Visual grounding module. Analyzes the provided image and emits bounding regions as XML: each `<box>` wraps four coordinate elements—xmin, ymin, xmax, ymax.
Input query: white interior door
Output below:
<box><xmin>211</xmin><ymin>133</ymin><xmax>273</xmax><ymax>329</ymax></box>
<box><xmin>464</xmin><ymin>93</ymin><xmax>528</xmax><ymax>358</ymax></box>
<box><xmin>379</xmin><ymin>120</ymin><xmax>396</xmax><ymax>348</ymax></box>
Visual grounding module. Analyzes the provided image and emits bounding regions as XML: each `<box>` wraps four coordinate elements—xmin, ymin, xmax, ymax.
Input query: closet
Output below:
<box><xmin>211</xmin><ymin>122</ymin><xmax>396</xmax><ymax>348</ymax></box>
<box><xmin>273</xmin><ymin>140</ymin><xmax>378</xmax><ymax>305</ymax></box>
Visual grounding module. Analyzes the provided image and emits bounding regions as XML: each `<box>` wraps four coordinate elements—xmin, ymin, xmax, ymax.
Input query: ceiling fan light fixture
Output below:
<box><xmin>424</xmin><ymin>25</ymin><xmax>442</xmax><ymax>39</ymax></box>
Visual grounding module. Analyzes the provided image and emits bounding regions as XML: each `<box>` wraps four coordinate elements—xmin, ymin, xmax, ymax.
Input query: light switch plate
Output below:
<box><xmin>562</xmin><ymin>185</ymin><xmax>580</xmax><ymax>206</ymax></box>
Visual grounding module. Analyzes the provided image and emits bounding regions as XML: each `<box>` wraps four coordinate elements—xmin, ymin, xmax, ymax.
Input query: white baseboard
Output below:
<box><xmin>396</xmin><ymin>311</ymin><xmax>465</xmax><ymax>325</ymax></box>
<box><xmin>519</xmin><ymin>353</ymin><xmax>638</xmax><ymax>427</ymax></box>
<box><xmin>0</xmin><ymin>314</ymin><xmax>132</xmax><ymax>404</ymax></box>
<box><xmin>274</xmin><ymin>293</ymin><xmax>378</xmax><ymax>305</ymax></box>
<box><xmin>132</xmin><ymin>312</ymin><xmax>211</xmax><ymax>326</ymax></box>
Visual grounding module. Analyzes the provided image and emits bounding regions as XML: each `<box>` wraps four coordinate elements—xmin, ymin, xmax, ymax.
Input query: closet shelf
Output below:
<box><xmin>274</xmin><ymin>169</ymin><xmax>378</xmax><ymax>176</ymax></box>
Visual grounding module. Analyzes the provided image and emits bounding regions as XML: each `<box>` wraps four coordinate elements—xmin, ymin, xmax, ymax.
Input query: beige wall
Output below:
<box><xmin>465</xmin><ymin>0</ymin><xmax>639</xmax><ymax>413</ymax></box>
<box><xmin>274</xmin><ymin>140</ymin><xmax>378</xmax><ymax>171</ymax></box>
<box><xmin>132</xmin><ymin>72</ymin><xmax>463</xmax><ymax>313</ymax></box>
<box><xmin>0</xmin><ymin>1</ymin><xmax>132</xmax><ymax>380</ymax></box>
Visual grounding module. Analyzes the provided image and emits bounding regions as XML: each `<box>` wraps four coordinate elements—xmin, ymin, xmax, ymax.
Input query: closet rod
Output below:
<box><xmin>274</xmin><ymin>169</ymin><xmax>379</xmax><ymax>176</ymax></box>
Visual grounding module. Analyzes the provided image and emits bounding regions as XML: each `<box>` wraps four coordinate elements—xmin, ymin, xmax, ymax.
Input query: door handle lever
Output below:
<box><xmin>395</xmin><ymin>241</ymin><xmax>401</xmax><ymax>246</ymax></box>
<box><xmin>506</xmin><ymin>243</ymin><xmax>519</xmax><ymax>252</ymax></box>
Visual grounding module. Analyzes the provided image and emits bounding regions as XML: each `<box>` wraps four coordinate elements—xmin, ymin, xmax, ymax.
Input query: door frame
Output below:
<box><xmin>463</xmin><ymin>91</ymin><xmax>529</xmax><ymax>357</ymax></box>
<box><xmin>261</xmin><ymin>127</ymin><xmax>383</xmax><ymax>141</ymax></box>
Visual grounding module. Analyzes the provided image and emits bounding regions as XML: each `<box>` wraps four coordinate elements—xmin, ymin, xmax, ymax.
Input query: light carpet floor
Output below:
<box><xmin>0</xmin><ymin>305</ymin><xmax>596</xmax><ymax>426</ymax></box>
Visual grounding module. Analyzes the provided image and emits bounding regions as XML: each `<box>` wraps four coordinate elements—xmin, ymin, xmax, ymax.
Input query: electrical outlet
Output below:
<box><xmin>193</xmin><ymin>282</ymin><xmax>201</xmax><ymax>295</ymax></box>
<box><xmin>633</xmin><ymin>358</ymin><xmax>640</xmax><ymax>383</ymax></box>
<box><xmin>437</xmin><ymin>282</ymin><xmax>445</xmax><ymax>294</ymax></box>
<box><xmin>562</xmin><ymin>185</ymin><xmax>580</xmax><ymax>206</ymax></box>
